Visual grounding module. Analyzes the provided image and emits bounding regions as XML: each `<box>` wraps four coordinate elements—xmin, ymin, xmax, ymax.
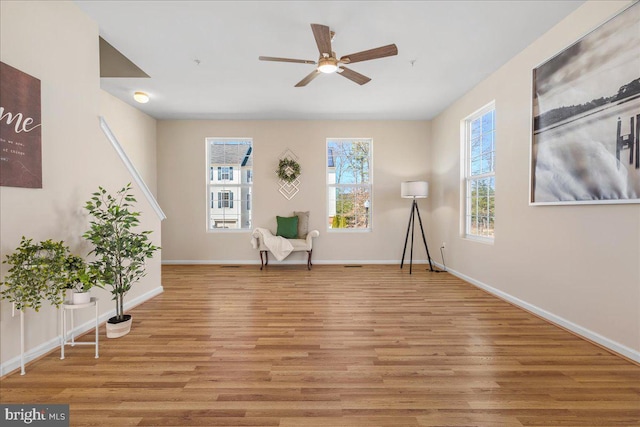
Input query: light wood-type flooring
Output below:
<box><xmin>1</xmin><ymin>265</ymin><xmax>639</xmax><ymax>426</ymax></box>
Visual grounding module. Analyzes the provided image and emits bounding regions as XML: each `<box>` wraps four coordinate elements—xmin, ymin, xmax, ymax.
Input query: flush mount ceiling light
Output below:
<box><xmin>133</xmin><ymin>91</ymin><xmax>149</xmax><ymax>103</ymax></box>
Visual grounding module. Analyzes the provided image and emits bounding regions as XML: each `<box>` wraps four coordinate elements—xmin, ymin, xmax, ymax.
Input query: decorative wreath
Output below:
<box><xmin>276</xmin><ymin>158</ymin><xmax>301</xmax><ymax>183</ymax></box>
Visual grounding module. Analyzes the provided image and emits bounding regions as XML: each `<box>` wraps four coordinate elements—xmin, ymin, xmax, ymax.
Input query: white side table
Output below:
<box><xmin>60</xmin><ymin>297</ymin><xmax>99</xmax><ymax>359</ymax></box>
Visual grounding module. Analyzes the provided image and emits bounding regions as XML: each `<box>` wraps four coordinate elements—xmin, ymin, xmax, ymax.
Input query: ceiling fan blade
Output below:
<box><xmin>295</xmin><ymin>70</ymin><xmax>321</xmax><ymax>87</ymax></box>
<box><xmin>259</xmin><ymin>56</ymin><xmax>316</xmax><ymax>65</ymax></box>
<box><xmin>311</xmin><ymin>23</ymin><xmax>332</xmax><ymax>56</ymax></box>
<box><xmin>340</xmin><ymin>44</ymin><xmax>398</xmax><ymax>64</ymax></box>
<box><xmin>338</xmin><ymin>66</ymin><xmax>371</xmax><ymax>85</ymax></box>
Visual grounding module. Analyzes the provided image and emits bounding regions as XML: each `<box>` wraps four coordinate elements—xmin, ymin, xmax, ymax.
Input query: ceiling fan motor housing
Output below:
<box><xmin>318</xmin><ymin>56</ymin><xmax>338</xmax><ymax>73</ymax></box>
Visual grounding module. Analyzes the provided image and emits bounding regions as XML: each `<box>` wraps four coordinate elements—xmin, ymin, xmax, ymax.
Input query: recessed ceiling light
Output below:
<box><xmin>133</xmin><ymin>91</ymin><xmax>149</xmax><ymax>103</ymax></box>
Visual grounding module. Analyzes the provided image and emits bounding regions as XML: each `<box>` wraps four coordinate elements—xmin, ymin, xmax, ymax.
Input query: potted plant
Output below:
<box><xmin>83</xmin><ymin>183</ymin><xmax>159</xmax><ymax>338</ymax></box>
<box><xmin>63</xmin><ymin>255</ymin><xmax>101</xmax><ymax>304</ymax></box>
<box><xmin>0</xmin><ymin>237</ymin><xmax>69</xmax><ymax>311</ymax></box>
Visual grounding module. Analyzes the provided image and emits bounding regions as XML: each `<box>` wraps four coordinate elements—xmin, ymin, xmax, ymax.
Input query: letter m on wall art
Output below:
<box><xmin>0</xmin><ymin>61</ymin><xmax>42</xmax><ymax>188</ymax></box>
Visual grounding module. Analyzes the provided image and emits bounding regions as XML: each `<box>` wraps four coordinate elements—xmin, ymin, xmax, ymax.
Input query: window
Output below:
<box><xmin>463</xmin><ymin>103</ymin><xmax>495</xmax><ymax>239</ymax></box>
<box><xmin>207</xmin><ymin>138</ymin><xmax>252</xmax><ymax>231</ymax></box>
<box><xmin>218</xmin><ymin>166</ymin><xmax>234</xmax><ymax>181</ymax></box>
<box><xmin>218</xmin><ymin>191</ymin><xmax>233</xmax><ymax>209</ymax></box>
<box><xmin>327</xmin><ymin>139</ymin><xmax>372</xmax><ymax>230</ymax></box>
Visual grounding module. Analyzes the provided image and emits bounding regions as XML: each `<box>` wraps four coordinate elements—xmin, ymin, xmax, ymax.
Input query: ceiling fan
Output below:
<box><xmin>259</xmin><ymin>23</ymin><xmax>398</xmax><ymax>87</ymax></box>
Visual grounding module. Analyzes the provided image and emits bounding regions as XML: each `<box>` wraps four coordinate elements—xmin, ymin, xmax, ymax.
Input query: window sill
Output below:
<box><xmin>463</xmin><ymin>234</ymin><xmax>494</xmax><ymax>245</ymax></box>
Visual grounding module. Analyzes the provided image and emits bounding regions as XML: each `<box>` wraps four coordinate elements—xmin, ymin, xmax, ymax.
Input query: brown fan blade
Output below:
<box><xmin>311</xmin><ymin>23</ymin><xmax>332</xmax><ymax>56</ymax></box>
<box><xmin>259</xmin><ymin>56</ymin><xmax>316</xmax><ymax>65</ymax></box>
<box><xmin>295</xmin><ymin>70</ymin><xmax>321</xmax><ymax>87</ymax></box>
<box><xmin>340</xmin><ymin>44</ymin><xmax>398</xmax><ymax>64</ymax></box>
<box><xmin>338</xmin><ymin>66</ymin><xmax>371</xmax><ymax>85</ymax></box>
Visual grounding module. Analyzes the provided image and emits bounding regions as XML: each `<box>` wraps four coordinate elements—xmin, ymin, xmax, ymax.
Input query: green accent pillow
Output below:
<box><xmin>276</xmin><ymin>216</ymin><xmax>299</xmax><ymax>239</ymax></box>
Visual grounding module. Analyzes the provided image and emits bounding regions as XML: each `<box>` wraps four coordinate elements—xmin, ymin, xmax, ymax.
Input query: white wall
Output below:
<box><xmin>157</xmin><ymin>120</ymin><xmax>431</xmax><ymax>264</ymax></box>
<box><xmin>0</xmin><ymin>0</ymin><xmax>162</xmax><ymax>374</ymax></box>
<box><xmin>429</xmin><ymin>0</ymin><xmax>640</xmax><ymax>360</ymax></box>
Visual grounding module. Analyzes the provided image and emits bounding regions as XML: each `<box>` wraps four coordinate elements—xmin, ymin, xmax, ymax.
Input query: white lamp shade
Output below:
<box><xmin>401</xmin><ymin>181</ymin><xmax>429</xmax><ymax>198</ymax></box>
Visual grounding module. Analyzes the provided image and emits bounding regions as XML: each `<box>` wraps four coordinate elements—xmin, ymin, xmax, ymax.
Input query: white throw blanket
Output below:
<box><xmin>251</xmin><ymin>228</ymin><xmax>293</xmax><ymax>261</ymax></box>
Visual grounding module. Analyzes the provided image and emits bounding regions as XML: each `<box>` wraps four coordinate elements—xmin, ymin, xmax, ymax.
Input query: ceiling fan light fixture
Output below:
<box><xmin>317</xmin><ymin>57</ymin><xmax>338</xmax><ymax>73</ymax></box>
<box><xmin>133</xmin><ymin>91</ymin><xmax>149</xmax><ymax>103</ymax></box>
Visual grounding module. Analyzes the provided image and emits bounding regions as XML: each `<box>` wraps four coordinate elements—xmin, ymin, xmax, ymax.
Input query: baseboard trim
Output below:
<box><xmin>0</xmin><ymin>286</ymin><xmax>164</xmax><ymax>377</ymax></box>
<box><xmin>162</xmin><ymin>259</ymin><xmax>429</xmax><ymax>265</ymax></box>
<box><xmin>434</xmin><ymin>262</ymin><xmax>640</xmax><ymax>365</ymax></box>
<box><xmin>162</xmin><ymin>260</ymin><xmax>258</xmax><ymax>265</ymax></box>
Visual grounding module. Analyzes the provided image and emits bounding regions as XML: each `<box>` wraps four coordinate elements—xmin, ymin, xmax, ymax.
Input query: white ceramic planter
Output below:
<box><xmin>106</xmin><ymin>316</ymin><xmax>132</xmax><ymax>338</ymax></box>
<box><xmin>72</xmin><ymin>291</ymin><xmax>91</xmax><ymax>305</ymax></box>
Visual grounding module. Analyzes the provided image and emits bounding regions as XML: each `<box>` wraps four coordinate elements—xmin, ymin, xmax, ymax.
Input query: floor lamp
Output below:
<box><xmin>400</xmin><ymin>181</ymin><xmax>434</xmax><ymax>274</ymax></box>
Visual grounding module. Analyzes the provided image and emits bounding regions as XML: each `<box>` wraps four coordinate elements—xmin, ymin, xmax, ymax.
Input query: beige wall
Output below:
<box><xmin>429</xmin><ymin>0</ymin><xmax>640</xmax><ymax>359</ymax></box>
<box><xmin>99</xmin><ymin>92</ymin><xmax>158</xmax><ymax>196</ymax></box>
<box><xmin>0</xmin><ymin>1</ymin><xmax>162</xmax><ymax>374</ymax></box>
<box><xmin>157</xmin><ymin>120</ymin><xmax>431</xmax><ymax>263</ymax></box>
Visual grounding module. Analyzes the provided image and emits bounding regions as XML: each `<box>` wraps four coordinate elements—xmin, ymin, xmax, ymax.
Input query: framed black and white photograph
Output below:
<box><xmin>530</xmin><ymin>1</ymin><xmax>640</xmax><ymax>205</ymax></box>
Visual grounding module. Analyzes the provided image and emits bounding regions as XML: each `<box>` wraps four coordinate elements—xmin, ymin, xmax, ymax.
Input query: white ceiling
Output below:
<box><xmin>74</xmin><ymin>1</ymin><xmax>585</xmax><ymax>121</ymax></box>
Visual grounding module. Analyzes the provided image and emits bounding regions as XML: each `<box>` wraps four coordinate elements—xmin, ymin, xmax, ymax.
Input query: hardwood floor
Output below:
<box><xmin>1</xmin><ymin>265</ymin><xmax>639</xmax><ymax>426</ymax></box>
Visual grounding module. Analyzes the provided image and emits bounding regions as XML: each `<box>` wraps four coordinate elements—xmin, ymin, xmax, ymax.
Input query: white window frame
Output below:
<box><xmin>206</xmin><ymin>138</ymin><xmax>253</xmax><ymax>232</ymax></box>
<box><xmin>462</xmin><ymin>102</ymin><xmax>495</xmax><ymax>241</ymax></box>
<box><xmin>326</xmin><ymin>138</ymin><xmax>373</xmax><ymax>232</ymax></box>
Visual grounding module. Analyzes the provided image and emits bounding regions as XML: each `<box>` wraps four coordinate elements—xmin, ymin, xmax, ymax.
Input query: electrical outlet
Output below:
<box><xmin>441</xmin><ymin>241</ymin><xmax>446</xmax><ymax>249</ymax></box>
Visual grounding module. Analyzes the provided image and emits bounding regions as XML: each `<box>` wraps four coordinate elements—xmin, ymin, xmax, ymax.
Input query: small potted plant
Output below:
<box><xmin>83</xmin><ymin>183</ymin><xmax>159</xmax><ymax>338</ymax></box>
<box><xmin>63</xmin><ymin>255</ymin><xmax>101</xmax><ymax>304</ymax></box>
